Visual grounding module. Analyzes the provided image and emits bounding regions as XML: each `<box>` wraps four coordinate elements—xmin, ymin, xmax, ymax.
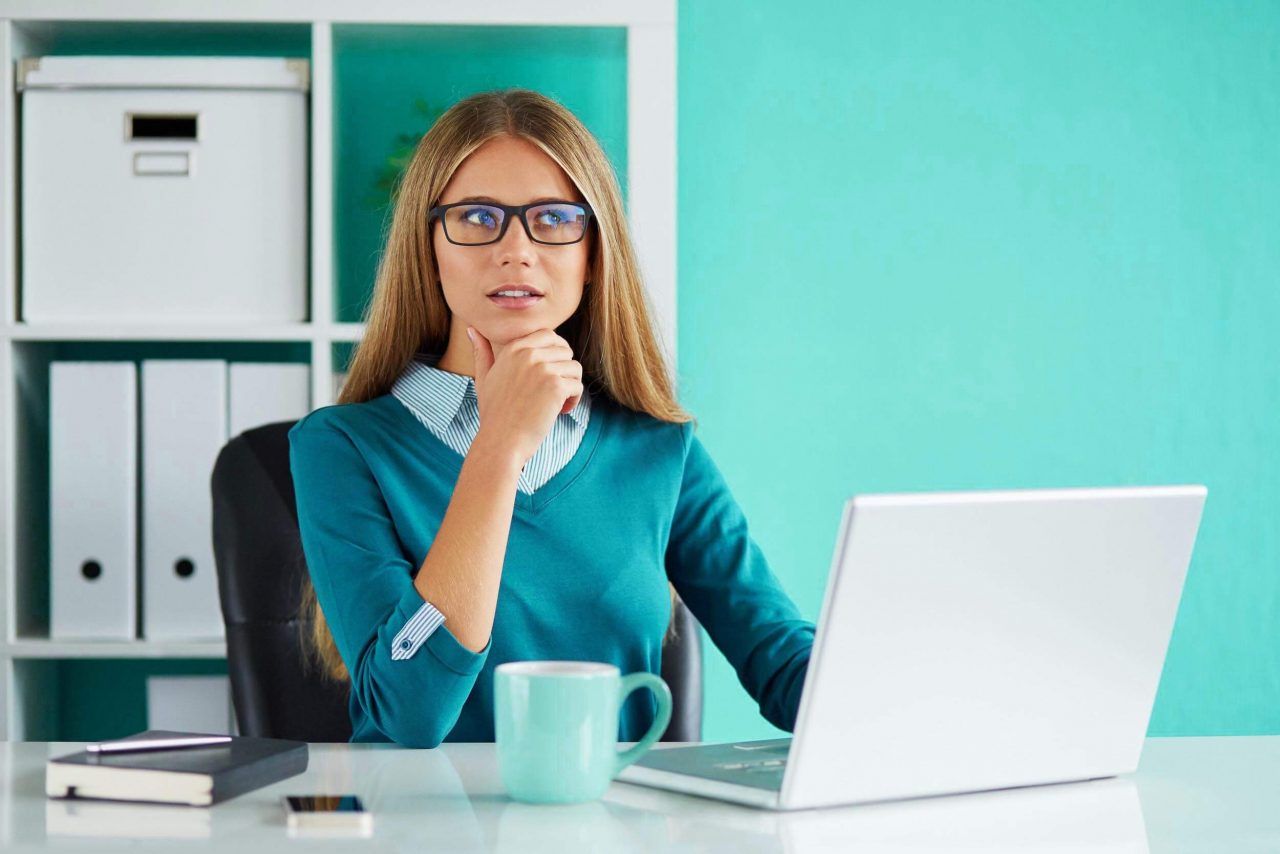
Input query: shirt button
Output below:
<box><xmin>400</xmin><ymin>640</ymin><xmax>410</xmax><ymax>650</ymax></box>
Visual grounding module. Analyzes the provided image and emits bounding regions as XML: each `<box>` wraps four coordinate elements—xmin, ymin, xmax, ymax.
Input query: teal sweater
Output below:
<box><xmin>288</xmin><ymin>392</ymin><xmax>815</xmax><ymax>747</ymax></box>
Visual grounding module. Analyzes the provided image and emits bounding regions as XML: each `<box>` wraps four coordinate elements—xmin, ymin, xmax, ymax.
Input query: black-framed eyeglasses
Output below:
<box><xmin>428</xmin><ymin>200</ymin><xmax>595</xmax><ymax>246</ymax></box>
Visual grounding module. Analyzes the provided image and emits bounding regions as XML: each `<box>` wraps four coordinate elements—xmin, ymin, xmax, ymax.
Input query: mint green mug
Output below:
<box><xmin>494</xmin><ymin>661</ymin><xmax>673</xmax><ymax>804</ymax></box>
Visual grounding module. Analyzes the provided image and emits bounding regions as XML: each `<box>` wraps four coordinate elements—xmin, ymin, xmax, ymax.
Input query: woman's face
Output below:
<box><xmin>432</xmin><ymin>135</ymin><xmax>592</xmax><ymax>347</ymax></box>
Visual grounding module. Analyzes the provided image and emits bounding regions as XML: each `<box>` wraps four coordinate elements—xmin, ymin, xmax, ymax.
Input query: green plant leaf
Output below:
<box><xmin>365</xmin><ymin>98</ymin><xmax>449</xmax><ymax>211</ymax></box>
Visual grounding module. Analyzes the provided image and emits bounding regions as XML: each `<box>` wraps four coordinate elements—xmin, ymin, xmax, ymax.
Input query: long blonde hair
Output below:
<box><xmin>300</xmin><ymin>88</ymin><xmax>693</xmax><ymax>683</ymax></box>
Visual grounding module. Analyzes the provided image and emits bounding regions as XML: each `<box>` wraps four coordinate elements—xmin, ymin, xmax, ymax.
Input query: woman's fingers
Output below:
<box><xmin>559</xmin><ymin>378</ymin><xmax>586</xmax><ymax>415</ymax></box>
<box><xmin>467</xmin><ymin>327</ymin><xmax>495</xmax><ymax>384</ymax></box>
<box><xmin>524</xmin><ymin>344</ymin><xmax>574</xmax><ymax>363</ymax></box>
<box><xmin>506</xmin><ymin>329</ymin><xmax>571</xmax><ymax>354</ymax></box>
<box><xmin>550</xmin><ymin>359</ymin><xmax>583</xmax><ymax>380</ymax></box>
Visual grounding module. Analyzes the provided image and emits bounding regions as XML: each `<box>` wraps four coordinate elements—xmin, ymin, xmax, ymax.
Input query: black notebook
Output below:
<box><xmin>46</xmin><ymin>730</ymin><xmax>309</xmax><ymax>807</ymax></box>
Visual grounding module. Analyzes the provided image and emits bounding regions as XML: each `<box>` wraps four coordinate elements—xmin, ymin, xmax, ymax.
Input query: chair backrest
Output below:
<box><xmin>211</xmin><ymin>419</ymin><xmax>702</xmax><ymax>742</ymax></box>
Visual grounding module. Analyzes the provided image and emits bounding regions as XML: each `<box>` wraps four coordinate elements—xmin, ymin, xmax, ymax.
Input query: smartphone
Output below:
<box><xmin>282</xmin><ymin>794</ymin><xmax>372</xmax><ymax>837</ymax></box>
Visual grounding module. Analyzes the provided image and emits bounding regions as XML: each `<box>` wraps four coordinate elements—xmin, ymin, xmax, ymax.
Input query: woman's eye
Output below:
<box><xmin>462</xmin><ymin>208</ymin><xmax>498</xmax><ymax>227</ymax></box>
<box><xmin>535</xmin><ymin>210</ymin><xmax>566</xmax><ymax>226</ymax></box>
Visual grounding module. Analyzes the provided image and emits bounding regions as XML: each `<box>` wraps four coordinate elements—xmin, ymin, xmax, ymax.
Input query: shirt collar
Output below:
<box><xmin>394</xmin><ymin>352</ymin><xmax>591</xmax><ymax>431</ymax></box>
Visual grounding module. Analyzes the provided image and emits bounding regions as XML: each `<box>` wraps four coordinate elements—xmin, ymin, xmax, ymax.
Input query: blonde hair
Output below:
<box><xmin>300</xmin><ymin>88</ymin><xmax>693</xmax><ymax>683</ymax></box>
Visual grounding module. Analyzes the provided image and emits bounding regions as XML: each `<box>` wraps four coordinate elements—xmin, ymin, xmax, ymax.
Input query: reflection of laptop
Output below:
<box><xmin>618</xmin><ymin>486</ymin><xmax>1207</xmax><ymax>811</ymax></box>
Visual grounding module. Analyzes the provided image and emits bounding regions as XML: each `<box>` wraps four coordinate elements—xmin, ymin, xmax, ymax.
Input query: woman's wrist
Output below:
<box><xmin>467</xmin><ymin>428</ymin><xmax>526</xmax><ymax>482</ymax></box>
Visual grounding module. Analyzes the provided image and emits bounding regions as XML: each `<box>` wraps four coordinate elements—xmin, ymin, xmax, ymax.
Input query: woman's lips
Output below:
<box><xmin>487</xmin><ymin>294</ymin><xmax>543</xmax><ymax>310</ymax></box>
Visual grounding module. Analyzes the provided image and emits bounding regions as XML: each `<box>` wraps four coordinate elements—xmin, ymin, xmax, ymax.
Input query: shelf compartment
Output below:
<box><xmin>9</xmin><ymin>19</ymin><xmax>311</xmax><ymax>60</ymax></box>
<box><xmin>331</xmin><ymin>24</ymin><xmax>629</xmax><ymax>323</ymax></box>
<box><xmin>10</xmin><ymin>656</ymin><xmax>228</xmax><ymax>741</ymax></box>
<box><xmin>8</xmin><ymin>339</ymin><xmax>311</xmax><ymax>642</ymax></box>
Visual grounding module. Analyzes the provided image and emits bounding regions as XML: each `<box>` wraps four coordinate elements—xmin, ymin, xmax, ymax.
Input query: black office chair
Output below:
<box><xmin>211</xmin><ymin>419</ymin><xmax>703</xmax><ymax>743</ymax></box>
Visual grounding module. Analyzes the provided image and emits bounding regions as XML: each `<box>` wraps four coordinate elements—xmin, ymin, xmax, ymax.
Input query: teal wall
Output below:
<box><xmin>678</xmin><ymin>0</ymin><xmax>1279</xmax><ymax>741</ymax></box>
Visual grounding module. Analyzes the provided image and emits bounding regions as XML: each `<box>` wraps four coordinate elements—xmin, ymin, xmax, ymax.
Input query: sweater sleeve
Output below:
<box><xmin>664</xmin><ymin>422</ymin><xmax>816</xmax><ymax>732</ymax></box>
<box><xmin>288</xmin><ymin>413</ymin><xmax>490</xmax><ymax>747</ymax></box>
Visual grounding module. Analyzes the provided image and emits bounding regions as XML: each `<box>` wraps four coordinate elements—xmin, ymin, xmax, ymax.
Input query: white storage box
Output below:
<box><xmin>18</xmin><ymin>56</ymin><xmax>309</xmax><ymax>324</ymax></box>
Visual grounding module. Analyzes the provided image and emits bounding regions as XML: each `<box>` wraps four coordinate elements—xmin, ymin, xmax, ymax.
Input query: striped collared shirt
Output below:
<box><xmin>390</xmin><ymin>352</ymin><xmax>591</xmax><ymax>495</ymax></box>
<box><xmin>386</xmin><ymin>351</ymin><xmax>592</xmax><ymax>660</ymax></box>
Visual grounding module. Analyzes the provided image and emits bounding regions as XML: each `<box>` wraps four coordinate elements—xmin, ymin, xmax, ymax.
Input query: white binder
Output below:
<box><xmin>141</xmin><ymin>360</ymin><xmax>228</xmax><ymax>640</ymax></box>
<box><xmin>49</xmin><ymin>362</ymin><xmax>137</xmax><ymax>640</ymax></box>
<box><xmin>228</xmin><ymin>362</ymin><xmax>310</xmax><ymax>437</ymax></box>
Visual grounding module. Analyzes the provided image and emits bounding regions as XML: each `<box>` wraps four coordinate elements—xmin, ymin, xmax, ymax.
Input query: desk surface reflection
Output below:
<box><xmin>2</xmin><ymin>736</ymin><xmax>1277</xmax><ymax>852</ymax></box>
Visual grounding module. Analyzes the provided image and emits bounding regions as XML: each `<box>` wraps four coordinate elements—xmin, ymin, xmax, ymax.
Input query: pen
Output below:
<box><xmin>86</xmin><ymin>735</ymin><xmax>233</xmax><ymax>754</ymax></box>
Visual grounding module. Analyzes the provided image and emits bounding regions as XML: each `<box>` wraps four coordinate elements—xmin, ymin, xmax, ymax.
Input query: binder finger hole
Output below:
<box><xmin>81</xmin><ymin>561</ymin><xmax>102</xmax><ymax>581</ymax></box>
<box><xmin>174</xmin><ymin>558</ymin><xmax>196</xmax><ymax>579</ymax></box>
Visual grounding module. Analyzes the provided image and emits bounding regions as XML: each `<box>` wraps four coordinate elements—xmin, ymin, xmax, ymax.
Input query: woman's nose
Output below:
<box><xmin>495</xmin><ymin>213</ymin><xmax>538</xmax><ymax>259</ymax></box>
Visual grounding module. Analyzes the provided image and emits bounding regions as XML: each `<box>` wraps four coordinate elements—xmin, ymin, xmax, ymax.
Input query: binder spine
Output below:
<box><xmin>50</xmin><ymin>362</ymin><xmax>138</xmax><ymax>640</ymax></box>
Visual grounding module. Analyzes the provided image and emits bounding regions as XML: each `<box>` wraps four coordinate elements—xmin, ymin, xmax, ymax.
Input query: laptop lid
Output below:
<box><xmin>781</xmin><ymin>485</ymin><xmax>1206</xmax><ymax>810</ymax></box>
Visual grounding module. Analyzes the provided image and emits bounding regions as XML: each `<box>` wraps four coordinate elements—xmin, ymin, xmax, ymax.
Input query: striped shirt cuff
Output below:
<box><xmin>391</xmin><ymin>598</ymin><xmax>447</xmax><ymax>660</ymax></box>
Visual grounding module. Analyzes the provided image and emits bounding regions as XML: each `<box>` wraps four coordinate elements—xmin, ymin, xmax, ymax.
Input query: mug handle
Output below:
<box><xmin>612</xmin><ymin>672</ymin><xmax>674</xmax><ymax>776</ymax></box>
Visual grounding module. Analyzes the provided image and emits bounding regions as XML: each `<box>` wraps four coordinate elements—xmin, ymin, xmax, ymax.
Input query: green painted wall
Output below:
<box><xmin>677</xmin><ymin>0</ymin><xmax>1279</xmax><ymax>741</ymax></box>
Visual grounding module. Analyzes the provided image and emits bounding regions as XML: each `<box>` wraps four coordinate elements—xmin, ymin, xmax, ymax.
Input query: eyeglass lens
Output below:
<box><xmin>443</xmin><ymin>203</ymin><xmax>588</xmax><ymax>245</ymax></box>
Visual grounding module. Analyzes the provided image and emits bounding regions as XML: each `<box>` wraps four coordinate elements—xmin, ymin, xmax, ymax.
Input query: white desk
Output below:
<box><xmin>2</xmin><ymin>737</ymin><xmax>1277</xmax><ymax>852</ymax></box>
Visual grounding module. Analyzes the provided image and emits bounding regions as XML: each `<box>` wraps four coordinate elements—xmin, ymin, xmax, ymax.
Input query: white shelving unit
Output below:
<box><xmin>0</xmin><ymin>1</ymin><xmax>676</xmax><ymax>740</ymax></box>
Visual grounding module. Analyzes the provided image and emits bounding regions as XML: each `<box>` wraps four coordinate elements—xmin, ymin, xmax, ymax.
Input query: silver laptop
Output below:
<box><xmin>618</xmin><ymin>485</ymin><xmax>1207</xmax><ymax>810</ymax></box>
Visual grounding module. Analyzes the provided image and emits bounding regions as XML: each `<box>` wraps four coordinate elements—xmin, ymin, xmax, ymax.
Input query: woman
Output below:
<box><xmin>289</xmin><ymin>88</ymin><xmax>814</xmax><ymax>748</ymax></box>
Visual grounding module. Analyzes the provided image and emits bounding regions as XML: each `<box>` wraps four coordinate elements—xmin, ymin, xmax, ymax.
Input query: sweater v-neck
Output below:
<box><xmin>379</xmin><ymin>392</ymin><xmax>609</xmax><ymax>514</ymax></box>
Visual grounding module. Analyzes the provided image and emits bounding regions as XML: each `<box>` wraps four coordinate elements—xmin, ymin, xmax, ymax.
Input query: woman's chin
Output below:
<box><xmin>481</xmin><ymin>313</ymin><xmax>568</xmax><ymax>343</ymax></box>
